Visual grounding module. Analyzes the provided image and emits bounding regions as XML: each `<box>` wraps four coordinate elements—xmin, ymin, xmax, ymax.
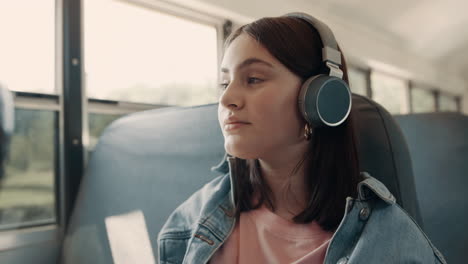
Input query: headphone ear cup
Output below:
<box><xmin>298</xmin><ymin>75</ymin><xmax>352</xmax><ymax>127</ymax></box>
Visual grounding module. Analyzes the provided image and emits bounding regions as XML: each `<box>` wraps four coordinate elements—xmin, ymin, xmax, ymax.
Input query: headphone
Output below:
<box><xmin>285</xmin><ymin>12</ymin><xmax>352</xmax><ymax>128</ymax></box>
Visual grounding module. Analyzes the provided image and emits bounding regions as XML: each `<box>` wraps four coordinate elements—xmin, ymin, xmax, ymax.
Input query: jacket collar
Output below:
<box><xmin>211</xmin><ymin>152</ymin><xmax>230</xmax><ymax>174</ymax></box>
<box><xmin>211</xmin><ymin>154</ymin><xmax>396</xmax><ymax>205</ymax></box>
<box><xmin>357</xmin><ymin>171</ymin><xmax>396</xmax><ymax>204</ymax></box>
<box><xmin>211</xmin><ymin>153</ymin><xmax>236</xmax><ymax>210</ymax></box>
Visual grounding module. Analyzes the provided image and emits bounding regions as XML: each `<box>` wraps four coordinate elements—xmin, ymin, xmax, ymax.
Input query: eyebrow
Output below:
<box><xmin>220</xmin><ymin>57</ymin><xmax>274</xmax><ymax>73</ymax></box>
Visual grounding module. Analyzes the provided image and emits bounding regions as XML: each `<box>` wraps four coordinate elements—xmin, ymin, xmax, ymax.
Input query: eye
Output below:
<box><xmin>247</xmin><ymin>77</ymin><xmax>263</xmax><ymax>84</ymax></box>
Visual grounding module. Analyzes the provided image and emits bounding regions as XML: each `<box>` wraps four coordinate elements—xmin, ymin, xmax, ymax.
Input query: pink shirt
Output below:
<box><xmin>210</xmin><ymin>205</ymin><xmax>333</xmax><ymax>264</ymax></box>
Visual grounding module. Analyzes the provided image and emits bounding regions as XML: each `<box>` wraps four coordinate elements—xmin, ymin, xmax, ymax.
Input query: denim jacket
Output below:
<box><xmin>157</xmin><ymin>157</ymin><xmax>446</xmax><ymax>264</ymax></box>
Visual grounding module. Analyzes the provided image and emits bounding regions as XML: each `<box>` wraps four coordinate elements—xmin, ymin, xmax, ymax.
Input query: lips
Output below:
<box><xmin>223</xmin><ymin>117</ymin><xmax>251</xmax><ymax>131</ymax></box>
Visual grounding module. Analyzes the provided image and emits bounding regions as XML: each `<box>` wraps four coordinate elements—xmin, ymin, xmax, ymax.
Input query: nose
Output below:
<box><xmin>219</xmin><ymin>82</ymin><xmax>243</xmax><ymax>110</ymax></box>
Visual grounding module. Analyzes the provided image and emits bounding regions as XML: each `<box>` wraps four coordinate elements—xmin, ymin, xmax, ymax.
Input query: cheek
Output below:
<box><xmin>255</xmin><ymin>87</ymin><xmax>303</xmax><ymax>134</ymax></box>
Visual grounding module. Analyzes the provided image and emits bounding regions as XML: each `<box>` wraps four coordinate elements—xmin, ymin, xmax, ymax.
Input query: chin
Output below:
<box><xmin>224</xmin><ymin>141</ymin><xmax>259</xmax><ymax>160</ymax></box>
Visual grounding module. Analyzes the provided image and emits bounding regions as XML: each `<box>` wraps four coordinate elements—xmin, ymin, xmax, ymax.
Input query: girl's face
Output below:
<box><xmin>218</xmin><ymin>33</ymin><xmax>307</xmax><ymax>160</ymax></box>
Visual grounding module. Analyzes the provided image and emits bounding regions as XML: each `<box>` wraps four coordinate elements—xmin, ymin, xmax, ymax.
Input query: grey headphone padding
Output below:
<box><xmin>298</xmin><ymin>75</ymin><xmax>352</xmax><ymax>127</ymax></box>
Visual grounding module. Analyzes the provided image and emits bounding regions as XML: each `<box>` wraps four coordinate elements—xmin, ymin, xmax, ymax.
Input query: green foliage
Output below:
<box><xmin>1</xmin><ymin>109</ymin><xmax>56</xmax><ymax>225</ymax></box>
<box><xmin>0</xmin><ymin>109</ymin><xmax>124</xmax><ymax>226</ymax></box>
<box><xmin>89</xmin><ymin>113</ymin><xmax>122</xmax><ymax>139</ymax></box>
<box><xmin>7</xmin><ymin>109</ymin><xmax>55</xmax><ymax>171</ymax></box>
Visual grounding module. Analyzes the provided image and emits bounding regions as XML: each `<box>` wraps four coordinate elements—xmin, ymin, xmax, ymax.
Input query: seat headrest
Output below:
<box><xmin>353</xmin><ymin>94</ymin><xmax>421</xmax><ymax>225</ymax></box>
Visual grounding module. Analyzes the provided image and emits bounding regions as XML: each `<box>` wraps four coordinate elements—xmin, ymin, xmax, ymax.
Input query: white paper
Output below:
<box><xmin>105</xmin><ymin>210</ymin><xmax>156</xmax><ymax>264</ymax></box>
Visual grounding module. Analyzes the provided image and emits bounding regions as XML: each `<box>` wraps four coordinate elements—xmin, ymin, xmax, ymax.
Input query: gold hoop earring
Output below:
<box><xmin>304</xmin><ymin>123</ymin><xmax>312</xmax><ymax>141</ymax></box>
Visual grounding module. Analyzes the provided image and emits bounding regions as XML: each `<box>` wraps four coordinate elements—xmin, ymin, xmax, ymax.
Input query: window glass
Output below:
<box><xmin>348</xmin><ymin>68</ymin><xmax>367</xmax><ymax>96</ymax></box>
<box><xmin>439</xmin><ymin>94</ymin><xmax>458</xmax><ymax>112</ymax></box>
<box><xmin>0</xmin><ymin>2</ymin><xmax>55</xmax><ymax>94</ymax></box>
<box><xmin>371</xmin><ymin>72</ymin><xmax>409</xmax><ymax>114</ymax></box>
<box><xmin>88</xmin><ymin>113</ymin><xmax>123</xmax><ymax>150</ymax></box>
<box><xmin>411</xmin><ymin>86</ymin><xmax>436</xmax><ymax>113</ymax></box>
<box><xmin>84</xmin><ymin>0</ymin><xmax>219</xmax><ymax>106</ymax></box>
<box><xmin>0</xmin><ymin>109</ymin><xmax>56</xmax><ymax>228</ymax></box>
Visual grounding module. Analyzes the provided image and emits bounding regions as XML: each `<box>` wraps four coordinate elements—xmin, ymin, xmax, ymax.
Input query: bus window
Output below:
<box><xmin>83</xmin><ymin>0</ymin><xmax>219</xmax><ymax>107</ymax></box>
<box><xmin>0</xmin><ymin>108</ymin><xmax>56</xmax><ymax>228</ymax></box>
<box><xmin>411</xmin><ymin>85</ymin><xmax>436</xmax><ymax>113</ymax></box>
<box><xmin>439</xmin><ymin>93</ymin><xmax>458</xmax><ymax>112</ymax></box>
<box><xmin>0</xmin><ymin>1</ymin><xmax>56</xmax><ymax>229</ymax></box>
<box><xmin>371</xmin><ymin>71</ymin><xmax>409</xmax><ymax>114</ymax></box>
<box><xmin>348</xmin><ymin>67</ymin><xmax>369</xmax><ymax>97</ymax></box>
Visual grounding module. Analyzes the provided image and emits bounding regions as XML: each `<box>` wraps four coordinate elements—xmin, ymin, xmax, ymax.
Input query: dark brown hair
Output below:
<box><xmin>225</xmin><ymin>16</ymin><xmax>362</xmax><ymax>231</ymax></box>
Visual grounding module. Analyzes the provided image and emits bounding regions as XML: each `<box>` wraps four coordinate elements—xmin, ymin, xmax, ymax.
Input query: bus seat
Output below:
<box><xmin>61</xmin><ymin>94</ymin><xmax>422</xmax><ymax>263</ymax></box>
<box><xmin>395</xmin><ymin>112</ymin><xmax>468</xmax><ymax>264</ymax></box>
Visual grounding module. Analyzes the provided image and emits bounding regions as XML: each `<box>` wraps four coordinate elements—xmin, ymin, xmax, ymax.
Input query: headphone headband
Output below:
<box><xmin>285</xmin><ymin>12</ymin><xmax>343</xmax><ymax>78</ymax></box>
